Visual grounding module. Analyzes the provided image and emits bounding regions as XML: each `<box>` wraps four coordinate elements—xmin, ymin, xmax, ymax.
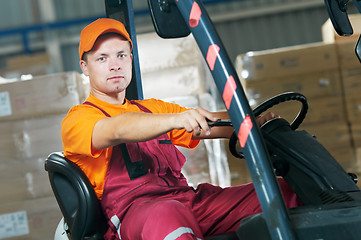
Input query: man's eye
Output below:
<box><xmin>97</xmin><ymin>57</ymin><xmax>106</xmax><ymax>61</ymax></box>
<box><xmin>119</xmin><ymin>54</ymin><xmax>126</xmax><ymax>58</ymax></box>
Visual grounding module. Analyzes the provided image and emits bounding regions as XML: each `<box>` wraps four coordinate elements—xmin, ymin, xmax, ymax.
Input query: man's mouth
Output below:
<box><xmin>108</xmin><ymin>76</ymin><xmax>124</xmax><ymax>81</ymax></box>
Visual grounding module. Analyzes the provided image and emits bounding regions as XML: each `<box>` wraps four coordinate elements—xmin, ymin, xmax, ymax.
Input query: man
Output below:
<box><xmin>61</xmin><ymin>18</ymin><xmax>300</xmax><ymax>240</ymax></box>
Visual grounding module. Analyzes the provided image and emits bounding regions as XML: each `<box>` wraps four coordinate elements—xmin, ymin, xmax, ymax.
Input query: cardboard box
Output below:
<box><xmin>342</xmin><ymin>69</ymin><xmax>361</xmax><ymax>123</ymax></box>
<box><xmin>299</xmin><ymin>96</ymin><xmax>346</xmax><ymax>124</ymax></box>
<box><xmin>0</xmin><ymin>71</ymin><xmax>88</xmax><ymax>122</ymax></box>
<box><xmin>142</xmin><ymin>64</ymin><xmax>207</xmax><ymax>100</ymax></box>
<box><xmin>138</xmin><ymin>32</ymin><xmax>202</xmax><ymax>73</ymax></box>
<box><xmin>354</xmin><ymin>147</ymin><xmax>361</xmax><ymax>172</ymax></box>
<box><xmin>350</xmin><ymin>122</ymin><xmax>361</xmax><ymax>147</ymax></box>
<box><xmin>322</xmin><ymin>14</ymin><xmax>361</xmax><ymax>43</ymax></box>
<box><xmin>0</xmin><ymin>196</ymin><xmax>62</xmax><ymax>240</ymax></box>
<box><xmin>0</xmin><ymin>114</ymin><xmax>64</xmax><ymax>166</ymax></box>
<box><xmin>341</xmin><ymin>67</ymin><xmax>361</xmax><ymax>98</ymax></box>
<box><xmin>6</xmin><ymin>53</ymin><xmax>50</xmax><ymax>71</ymax></box>
<box><xmin>344</xmin><ymin>95</ymin><xmax>361</xmax><ymax>123</ymax></box>
<box><xmin>244</xmin><ymin>70</ymin><xmax>342</xmax><ymax>102</ymax></box>
<box><xmin>0</xmin><ymin>114</ymin><xmax>64</xmax><ymax>204</ymax></box>
<box><xmin>0</xmin><ymin>171</ymin><xmax>53</xmax><ymax>205</ymax></box>
<box><xmin>250</xmin><ymin>95</ymin><xmax>346</xmax><ymax>125</ymax></box>
<box><xmin>336</xmin><ymin>40</ymin><xmax>361</xmax><ymax>69</ymax></box>
<box><xmin>353</xmin><ymin>147</ymin><xmax>361</xmax><ymax>174</ymax></box>
<box><xmin>0</xmin><ymin>156</ymin><xmax>46</xmax><ymax>181</ymax></box>
<box><xmin>235</xmin><ymin>42</ymin><xmax>338</xmax><ymax>80</ymax></box>
<box><xmin>1</xmin><ymin>53</ymin><xmax>51</xmax><ymax>78</ymax></box>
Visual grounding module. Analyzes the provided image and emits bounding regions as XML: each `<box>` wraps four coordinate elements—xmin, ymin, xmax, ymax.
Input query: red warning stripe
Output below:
<box><xmin>206</xmin><ymin>44</ymin><xmax>220</xmax><ymax>71</ymax></box>
<box><xmin>222</xmin><ymin>75</ymin><xmax>237</xmax><ymax>109</ymax></box>
<box><xmin>238</xmin><ymin>115</ymin><xmax>253</xmax><ymax>148</ymax></box>
<box><xmin>189</xmin><ymin>2</ymin><xmax>201</xmax><ymax>28</ymax></box>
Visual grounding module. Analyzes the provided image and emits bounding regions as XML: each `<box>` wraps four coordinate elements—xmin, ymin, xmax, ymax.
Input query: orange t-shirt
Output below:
<box><xmin>61</xmin><ymin>93</ymin><xmax>199</xmax><ymax>199</ymax></box>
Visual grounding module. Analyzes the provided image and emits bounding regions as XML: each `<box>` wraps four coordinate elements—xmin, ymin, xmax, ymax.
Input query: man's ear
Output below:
<box><xmin>79</xmin><ymin>60</ymin><xmax>89</xmax><ymax>76</ymax></box>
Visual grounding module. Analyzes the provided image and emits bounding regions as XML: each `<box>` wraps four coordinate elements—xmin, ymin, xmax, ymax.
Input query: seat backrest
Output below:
<box><xmin>45</xmin><ymin>152</ymin><xmax>107</xmax><ymax>240</ymax></box>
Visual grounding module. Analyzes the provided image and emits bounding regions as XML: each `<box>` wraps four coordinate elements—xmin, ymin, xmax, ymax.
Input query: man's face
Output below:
<box><xmin>80</xmin><ymin>33</ymin><xmax>133</xmax><ymax>97</ymax></box>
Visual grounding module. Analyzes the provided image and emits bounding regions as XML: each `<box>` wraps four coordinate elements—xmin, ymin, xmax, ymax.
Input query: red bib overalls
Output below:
<box><xmin>83</xmin><ymin>101</ymin><xmax>301</xmax><ymax>240</ymax></box>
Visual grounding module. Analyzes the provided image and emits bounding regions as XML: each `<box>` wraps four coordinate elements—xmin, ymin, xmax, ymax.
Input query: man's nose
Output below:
<box><xmin>109</xmin><ymin>58</ymin><xmax>121</xmax><ymax>71</ymax></box>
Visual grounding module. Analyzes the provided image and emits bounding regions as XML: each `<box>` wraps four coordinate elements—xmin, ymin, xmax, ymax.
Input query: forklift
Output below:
<box><xmin>45</xmin><ymin>0</ymin><xmax>361</xmax><ymax>239</ymax></box>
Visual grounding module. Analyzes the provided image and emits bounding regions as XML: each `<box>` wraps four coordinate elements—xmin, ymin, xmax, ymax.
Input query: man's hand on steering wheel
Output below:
<box><xmin>256</xmin><ymin>112</ymin><xmax>281</xmax><ymax>127</ymax></box>
<box><xmin>229</xmin><ymin>92</ymin><xmax>309</xmax><ymax>159</ymax></box>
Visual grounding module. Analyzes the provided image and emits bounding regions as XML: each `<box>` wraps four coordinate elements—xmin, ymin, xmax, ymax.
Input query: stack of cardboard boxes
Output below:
<box><xmin>233</xmin><ymin>41</ymin><xmax>356</xmax><ymax>185</ymax></box>
<box><xmin>137</xmin><ymin>32</ymin><xmax>231</xmax><ymax>187</ymax></box>
<box><xmin>230</xmin><ymin>14</ymin><xmax>361</xmax><ymax>187</ymax></box>
<box><xmin>322</xmin><ymin>14</ymin><xmax>361</xmax><ymax>174</ymax></box>
<box><xmin>0</xmin><ymin>72</ymin><xmax>88</xmax><ymax>239</ymax></box>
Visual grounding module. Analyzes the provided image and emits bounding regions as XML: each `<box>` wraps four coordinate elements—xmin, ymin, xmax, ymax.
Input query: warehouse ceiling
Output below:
<box><xmin>0</xmin><ymin>0</ymin><xmax>358</xmax><ymax>74</ymax></box>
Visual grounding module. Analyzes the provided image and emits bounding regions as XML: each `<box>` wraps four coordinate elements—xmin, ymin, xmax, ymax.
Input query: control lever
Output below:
<box><xmin>207</xmin><ymin>119</ymin><xmax>232</xmax><ymax>127</ymax></box>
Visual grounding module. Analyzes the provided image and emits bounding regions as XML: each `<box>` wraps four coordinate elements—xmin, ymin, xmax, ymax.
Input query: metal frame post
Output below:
<box><xmin>105</xmin><ymin>0</ymin><xmax>144</xmax><ymax>100</ymax></box>
<box><xmin>174</xmin><ymin>0</ymin><xmax>296</xmax><ymax>239</ymax></box>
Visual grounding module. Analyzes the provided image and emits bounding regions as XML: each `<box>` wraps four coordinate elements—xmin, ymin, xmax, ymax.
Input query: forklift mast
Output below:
<box><xmin>102</xmin><ymin>0</ymin><xmax>296</xmax><ymax>239</ymax></box>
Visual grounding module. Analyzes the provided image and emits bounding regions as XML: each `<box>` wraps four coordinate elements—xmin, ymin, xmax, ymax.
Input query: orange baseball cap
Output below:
<box><xmin>79</xmin><ymin>18</ymin><xmax>133</xmax><ymax>60</ymax></box>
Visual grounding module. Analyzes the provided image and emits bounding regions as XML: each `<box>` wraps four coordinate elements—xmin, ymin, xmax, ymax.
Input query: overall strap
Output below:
<box><xmin>129</xmin><ymin>100</ymin><xmax>152</xmax><ymax>113</ymax></box>
<box><xmin>82</xmin><ymin>100</ymin><xmax>148</xmax><ymax>180</ymax></box>
<box><xmin>83</xmin><ymin>100</ymin><xmax>151</xmax><ymax>115</ymax></box>
<box><xmin>83</xmin><ymin>101</ymin><xmax>111</xmax><ymax>117</ymax></box>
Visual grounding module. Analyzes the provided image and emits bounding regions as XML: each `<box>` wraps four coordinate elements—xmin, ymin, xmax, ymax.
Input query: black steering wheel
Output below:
<box><xmin>229</xmin><ymin>92</ymin><xmax>309</xmax><ymax>159</ymax></box>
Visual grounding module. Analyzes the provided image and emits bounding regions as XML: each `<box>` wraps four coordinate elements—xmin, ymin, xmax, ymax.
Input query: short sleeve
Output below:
<box><xmin>61</xmin><ymin>105</ymin><xmax>106</xmax><ymax>158</ymax></box>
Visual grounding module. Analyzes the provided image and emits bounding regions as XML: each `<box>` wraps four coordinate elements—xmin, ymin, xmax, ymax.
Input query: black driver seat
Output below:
<box><xmin>45</xmin><ymin>152</ymin><xmax>107</xmax><ymax>239</ymax></box>
<box><xmin>45</xmin><ymin>152</ymin><xmax>239</xmax><ymax>240</ymax></box>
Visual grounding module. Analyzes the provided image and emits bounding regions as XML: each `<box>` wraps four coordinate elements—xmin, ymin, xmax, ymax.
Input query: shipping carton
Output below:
<box><xmin>243</xmin><ymin>69</ymin><xmax>342</xmax><ymax>103</ymax></box>
<box><xmin>6</xmin><ymin>53</ymin><xmax>50</xmax><ymax>71</ymax></box>
<box><xmin>0</xmin><ymin>113</ymin><xmax>64</xmax><ymax>203</ymax></box>
<box><xmin>142</xmin><ymin>63</ymin><xmax>207</xmax><ymax>100</ymax></box>
<box><xmin>350</xmin><ymin>122</ymin><xmax>361</xmax><ymax>147</ymax></box>
<box><xmin>0</xmin><ymin>114</ymin><xmax>64</xmax><ymax>167</ymax></box>
<box><xmin>0</xmin><ymin>171</ymin><xmax>53</xmax><ymax>205</ymax></box>
<box><xmin>250</xmin><ymin>95</ymin><xmax>346</xmax><ymax>125</ymax></box>
<box><xmin>336</xmin><ymin>40</ymin><xmax>361</xmax><ymax>69</ymax></box>
<box><xmin>138</xmin><ymin>32</ymin><xmax>201</xmax><ymax>73</ymax></box>
<box><xmin>1</xmin><ymin>53</ymin><xmax>51</xmax><ymax>78</ymax></box>
<box><xmin>344</xmin><ymin>95</ymin><xmax>361</xmax><ymax>123</ymax></box>
<box><xmin>0</xmin><ymin>71</ymin><xmax>88</xmax><ymax>122</ymax></box>
<box><xmin>341</xmin><ymin>67</ymin><xmax>361</xmax><ymax>98</ymax></box>
<box><xmin>235</xmin><ymin>42</ymin><xmax>338</xmax><ymax>81</ymax></box>
<box><xmin>0</xmin><ymin>196</ymin><xmax>62</xmax><ymax>240</ymax></box>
